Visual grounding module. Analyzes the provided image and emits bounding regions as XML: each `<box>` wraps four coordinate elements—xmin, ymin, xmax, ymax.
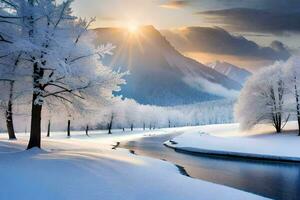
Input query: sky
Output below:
<box><xmin>69</xmin><ymin>0</ymin><xmax>300</xmax><ymax>70</ymax></box>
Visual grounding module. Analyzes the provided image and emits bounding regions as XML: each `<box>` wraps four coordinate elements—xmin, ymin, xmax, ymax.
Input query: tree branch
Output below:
<box><xmin>0</xmin><ymin>0</ymin><xmax>18</xmax><ymax>9</ymax></box>
<box><xmin>74</xmin><ymin>17</ymin><xmax>95</xmax><ymax>44</ymax></box>
<box><xmin>0</xmin><ymin>78</ymin><xmax>14</xmax><ymax>82</ymax></box>
<box><xmin>0</xmin><ymin>15</ymin><xmax>23</xmax><ymax>19</ymax></box>
<box><xmin>0</xmin><ymin>34</ymin><xmax>12</xmax><ymax>43</ymax></box>
<box><xmin>52</xmin><ymin>94</ymin><xmax>73</xmax><ymax>104</ymax></box>
<box><xmin>53</xmin><ymin>1</ymin><xmax>69</xmax><ymax>29</ymax></box>
<box><xmin>0</xmin><ymin>54</ymin><xmax>10</xmax><ymax>59</ymax></box>
<box><xmin>69</xmin><ymin>53</ymin><xmax>95</xmax><ymax>63</ymax></box>
<box><xmin>43</xmin><ymin>83</ymin><xmax>89</xmax><ymax>99</ymax></box>
<box><xmin>0</xmin><ymin>20</ymin><xmax>22</xmax><ymax>27</ymax></box>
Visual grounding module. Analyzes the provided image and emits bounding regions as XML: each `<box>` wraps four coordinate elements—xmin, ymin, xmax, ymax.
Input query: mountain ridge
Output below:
<box><xmin>93</xmin><ymin>26</ymin><xmax>242</xmax><ymax>106</ymax></box>
<box><xmin>207</xmin><ymin>61</ymin><xmax>252</xmax><ymax>84</ymax></box>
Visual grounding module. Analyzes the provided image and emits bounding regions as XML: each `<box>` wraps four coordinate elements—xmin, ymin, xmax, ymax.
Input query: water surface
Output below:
<box><xmin>120</xmin><ymin>133</ymin><xmax>300</xmax><ymax>200</ymax></box>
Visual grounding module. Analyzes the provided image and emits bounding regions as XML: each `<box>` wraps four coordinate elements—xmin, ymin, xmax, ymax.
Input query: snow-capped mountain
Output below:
<box><xmin>94</xmin><ymin>26</ymin><xmax>242</xmax><ymax>106</ymax></box>
<box><xmin>207</xmin><ymin>61</ymin><xmax>252</xmax><ymax>85</ymax></box>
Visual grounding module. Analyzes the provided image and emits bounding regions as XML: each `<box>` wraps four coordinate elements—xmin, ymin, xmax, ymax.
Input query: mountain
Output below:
<box><xmin>207</xmin><ymin>61</ymin><xmax>252</xmax><ymax>85</ymax></box>
<box><xmin>93</xmin><ymin>26</ymin><xmax>242</xmax><ymax>106</ymax></box>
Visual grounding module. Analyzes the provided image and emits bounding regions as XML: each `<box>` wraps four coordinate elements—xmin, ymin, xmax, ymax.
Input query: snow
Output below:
<box><xmin>0</xmin><ymin>128</ymin><xmax>267</xmax><ymax>200</ymax></box>
<box><xmin>165</xmin><ymin>122</ymin><xmax>300</xmax><ymax>161</ymax></box>
<box><xmin>207</xmin><ymin>61</ymin><xmax>252</xmax><ymax>85</ymax></box>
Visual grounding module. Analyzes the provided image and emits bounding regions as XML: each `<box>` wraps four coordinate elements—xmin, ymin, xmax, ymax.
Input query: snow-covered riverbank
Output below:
<box><xmin>165</xmin><ymin>122</ymin><xmax>300</xmax><ymax>162</ymax></box>
<box><xmin>0</xmin><ymin>128</ymin><xmax>267</xmax><ymax>200</ymax></box>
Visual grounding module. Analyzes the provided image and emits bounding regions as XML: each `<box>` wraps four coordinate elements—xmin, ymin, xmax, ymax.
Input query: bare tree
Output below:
<box><xmin>85</xmin><ymin>125</ymin><xmax>89</xmax><ymax>136</ymax></box>
<box><xmin>67</xmin><ymin>120</ymin><xmax>71</xmax><ymax>137</ymax></box>
<box><xmin>47</xmin><ymin>120</ymin><xmax>50</xmax><ymax>137</ymax></box>
<box><xmin>130</xmin><ymin>123</ymin><xmax>133</xmax><ymax>131</ymax></box>
<box><xmin>108</xmin><ymin>114</ymin><xmax>113</xmax><ymax>134</ymax></box>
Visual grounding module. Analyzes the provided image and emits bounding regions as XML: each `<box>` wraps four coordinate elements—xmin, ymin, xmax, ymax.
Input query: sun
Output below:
<box><xmin>129</xmin><ymin>24</ymin><xmax>138</xmax><ymax>33</ymax></box>
<box><xmin>127</xmin><ymin>21</ymin><xmax>139</xmax><ymax>33</ymax></box>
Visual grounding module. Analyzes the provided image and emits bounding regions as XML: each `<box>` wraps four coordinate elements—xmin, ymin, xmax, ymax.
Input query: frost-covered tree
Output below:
<box><xmin>0</xmin><ymin>82</ymin><xmax>17</xmax><ymax>139</ymax></box>
<box><xmin>93</xmin><ymin>98</ymin><xmax>234</xmax><ymax>132</ymax></box>
<box><xmin>122</xmin><ymin>99</ymin><xmax>138</xmax><ymax>130</ymax></box>
<box><xmin>283</xmin><ymin>55</ymin><xmax>300</xmax><ymax>135</ymax></box>
<box><xmin>0</xmin><ymin>48</ymin><xmax>32</xmax><ymax>140</ymax></box>
<box><xmin>235</xmin><ymin>62</ymin><xmax>288</xmax><ymax>133</ymax></box>
<box><xmin>0</xmin><ymin>0</ymin><xmax>124</xmax><ymax>149</ymax></box>
<box><xmin>0</xmin><ymin>4</ymin><xmax>28</xmax><ymax>139</ymax></box>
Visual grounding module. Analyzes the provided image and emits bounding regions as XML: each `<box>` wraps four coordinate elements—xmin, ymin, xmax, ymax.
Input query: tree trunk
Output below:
<box><xmin>108</xmin><ymin>123</ymin><xmax>112</xmax><ymax>134</ymax></box>
<box><xmin>27</xmin><ymin>100</ymin><xmax>42</xmax><ymax>149</ymax></box>
<box><xmin>297</xmin><ymin>116</ymin><xmax>300</xmax><ymax>136</ymax></box>
<box><xmin>6</xmin><ymin>53</ymin><xmax>22</xmax><ymax>140</ymax></box>
<box><xmin>275</xmin><ymin>123</ymin><xmax>281</xmax><ymax>133</ymax></box>
<box><xmin>85</xmin><ymin>125</ymin><xmax>89</xmax><ymax>136</ymax></box>
<box><xmin>108</xmin><ymin>114</ymin><xmax>113</xmax><ymax>134</ymax></box>
<box><xmin>108</xmin><ymin>124</ymin><xmax>112</xmax><ymax>134</ymax></box>
<box><xmin>6</xmin><ymin>81</ymin><xmax>16</xmax><ymax>140</ymax></box>
<box><xmin>130</xmin><ymin>124</ymin><xmax>133</xmax><ymax>131</ymax></box>
<box><xmin>67</xmin><ymin>120</ymin><xmax>71</xmax><ymax>137</ymax></box>
<box><xmin>294</xmin><ymin>78</ymin><xmax>300</xmax><ymax>136</ymax></box>
<box><xmin>47</xmin><ymin>120</ymin><xmax>50</xmax><ymax>137</ymax></box>
<box><xmin>27</xmin><ymin>61</ymin><xmax>44</xmax><ymax>149</ymax></box>
<box><xmin>273</xmin><ymin>112</ymin><xmax>282</xmax><ymax>133</ymax></box>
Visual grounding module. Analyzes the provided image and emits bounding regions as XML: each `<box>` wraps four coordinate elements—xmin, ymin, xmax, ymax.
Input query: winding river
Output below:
<box><xmin>119</xmin><ymin>133</ymin><xmax>300</xmax><ymax>200</ymax></box>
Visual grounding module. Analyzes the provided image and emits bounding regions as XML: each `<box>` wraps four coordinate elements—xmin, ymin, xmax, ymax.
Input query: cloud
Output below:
<box><xmin>162</xmin><ymin>26</ymin><xmax>290</xmax><ymax>61</ymax></box>
<box><xmin>270</xmin><ymin>41</ymin><xmax>287</xmax><ymax>52</ymax></box>
<box><xmin>183</xmin><ymin>76</ymin><xmax>239</xmax><ymax>98</ymax></box>
<box><xmin>159</xmin><ymin>0</ymin><xmax>189</xmax><ymax>9</ymax></box>
<box><xmin>180</xmin><ymin>0</ymin><xmax>300</xmax><ymax>12</ymax></box>
<box><xmin>98</xmin><ymin>15</ymin><xmax>118</xmax><ymax>21</ymax></box>
<box><xmin>196</xmin><ymin>8</ymin><xmax>300</xmax><ymax>34</ymax></box>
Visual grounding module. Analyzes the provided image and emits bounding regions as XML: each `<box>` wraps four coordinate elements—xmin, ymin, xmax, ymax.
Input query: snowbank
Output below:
<box><xmin>0</xmin><ymin>128</ymin><xmax>266</xmax><ymax>200</ymax></box>
<box><xmin>165</xmin><ymin>122</ymin><xmax>300</xmax><ymax>162</ymax></box>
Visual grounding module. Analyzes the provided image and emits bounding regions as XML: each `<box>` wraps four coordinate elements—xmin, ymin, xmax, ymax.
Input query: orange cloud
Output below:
<box><xmin>183</xmin><ymin>51</ymin><xmax>273</xmax><ymax>72</ymax></box>
<box><xmin>159</xmin><ymin>1</ymin><xmax>188</xmax><ymax>9</ymax></box>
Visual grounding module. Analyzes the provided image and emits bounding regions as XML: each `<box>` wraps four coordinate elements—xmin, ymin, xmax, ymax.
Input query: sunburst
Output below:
<box><xmin>127</xmin><ymin>21</ymin><xmax>139</xmax><ymax>33</ymax></box>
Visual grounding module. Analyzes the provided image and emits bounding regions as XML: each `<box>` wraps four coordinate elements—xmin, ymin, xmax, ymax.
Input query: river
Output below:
<box><xmin>119</xmin><ymin>133</ymin><xmax>300</xmax><ymax>200</ymax></box>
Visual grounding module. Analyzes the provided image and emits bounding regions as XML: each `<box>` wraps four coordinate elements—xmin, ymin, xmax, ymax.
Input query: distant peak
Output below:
<box><xmin>139</xmin><ymin>25</ymin><xmax>161</xmax><ymax>35</ymax></box>
<box><xmin>140</xmin><ymin>25</ymin><xmax>156</xmax><ymax>30</ymax></box>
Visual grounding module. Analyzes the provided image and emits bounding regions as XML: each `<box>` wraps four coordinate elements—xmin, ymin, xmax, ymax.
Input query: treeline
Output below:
<box><xmin>0</xmin><ymin>98</ymin><xmax>235</xmax><ymax>135</ymax></box>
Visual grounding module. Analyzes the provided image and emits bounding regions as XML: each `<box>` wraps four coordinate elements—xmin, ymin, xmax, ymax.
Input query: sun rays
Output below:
<box><xmin>127</xmin><ymin>21</ymin><xmax>139</xmax><ymax>34</ymax></box>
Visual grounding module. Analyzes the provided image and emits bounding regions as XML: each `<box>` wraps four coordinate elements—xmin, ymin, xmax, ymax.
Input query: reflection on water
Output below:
<box><xmin>120</xmin><ymin>134</ymin><xmax>300</xmax><ymax>200</ymax></box>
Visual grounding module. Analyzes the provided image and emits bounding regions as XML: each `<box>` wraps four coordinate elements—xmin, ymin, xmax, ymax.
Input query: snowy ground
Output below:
<box><xmin>165</xmin><ymin>122</ymin><xmax>300</xmax><ymax>161</ymax></box>
<box><xmin>0</xmin><ymin>127</ymin><xmax>267</xmax><ymax>200</ymax></box>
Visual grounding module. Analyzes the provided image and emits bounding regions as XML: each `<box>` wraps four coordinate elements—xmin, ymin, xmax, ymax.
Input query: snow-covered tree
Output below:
<box><xmin>0</xmin><ymin>9</ymin><xmax>16</xmax><ymax>139</ymax></box>
<box><xmin>235</xmin><ymin>62</ymin><xmax>288</xmax><ymax>132</ymax></box>
<box><xmin>0</xmin><ymin>5</ymin><xmax>32</xmax><ymax>140</ymax></box>
<box><xmin>0</xmin><ymin>0</ymin><xmax>124</xmax><ymax>148</ymax></box>
<box><xmin>283</xmin><ymin>55</ymin><xmax>300</xmax><ymax>135</ymax></box>
<box><xmin>92</xmin><ymin>98</ymin><xmax>234</xmax><ymax>132</ymax></box>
